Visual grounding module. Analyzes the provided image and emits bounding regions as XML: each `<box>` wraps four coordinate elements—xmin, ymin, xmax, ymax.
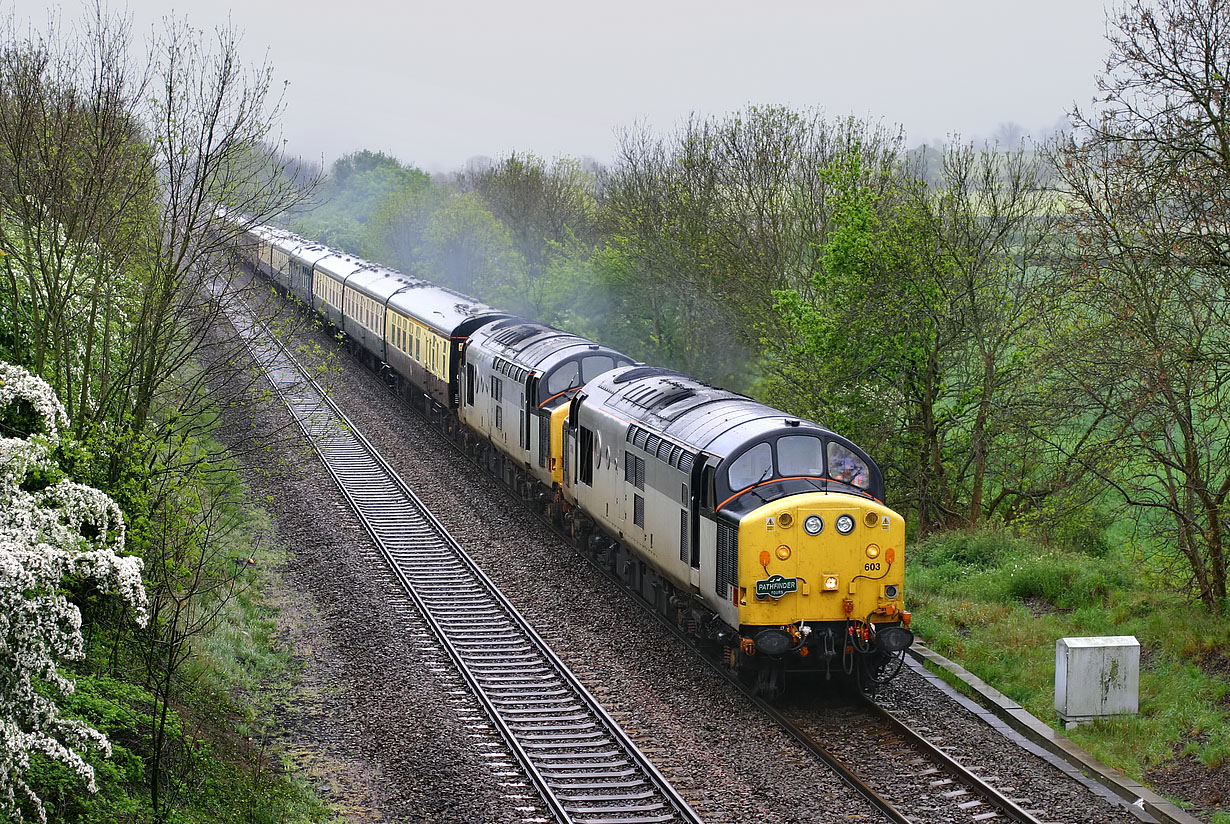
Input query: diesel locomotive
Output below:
<box><xmin>233</xmin><ymin>216</ymin><xmax>913</xmax><ymax>696</ymax></box>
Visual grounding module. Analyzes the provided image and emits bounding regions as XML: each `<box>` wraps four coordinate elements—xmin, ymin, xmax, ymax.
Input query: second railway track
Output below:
<box><xmin>222</xmin><ymin>286</ymin><xmax>703</xmax><ymax>824</ymax></box>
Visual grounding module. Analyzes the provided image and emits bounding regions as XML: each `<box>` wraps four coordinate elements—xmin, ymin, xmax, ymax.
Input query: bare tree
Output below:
<box><xmin>1047</xmin><ymin>0</ymin><xmax>1230</xmax><ymax>608</ymax></box>
<box><xmin>1</xmin><ymin>7</ymin><xmax>322</xmax><ymax>817</ymax></box>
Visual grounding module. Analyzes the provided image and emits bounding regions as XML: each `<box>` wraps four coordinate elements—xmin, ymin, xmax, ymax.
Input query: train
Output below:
<box><xmin>230</xmin><ymin>215</ymin><xmax>913</xmax><ymax>697</ymax></box>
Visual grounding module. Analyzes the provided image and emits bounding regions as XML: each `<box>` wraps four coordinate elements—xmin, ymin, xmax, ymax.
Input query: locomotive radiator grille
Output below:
<box><xmin>716</xmin><ymin>521</ymin><xmax>738</xmax><ymax>597</ymax></box>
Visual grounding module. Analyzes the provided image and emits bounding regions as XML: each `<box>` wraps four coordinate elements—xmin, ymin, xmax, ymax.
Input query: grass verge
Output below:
<box><xmin>907</xmin><ymin>528</ymin><xmax>1230</xmax><ymax>819</ymax></box>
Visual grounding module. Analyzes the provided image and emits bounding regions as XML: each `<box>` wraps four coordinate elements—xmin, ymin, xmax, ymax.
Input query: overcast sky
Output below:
<box><xmin>8</xmin><ymin>1</ymin><xmax>1112</xmax><ymax>174</ymax></box>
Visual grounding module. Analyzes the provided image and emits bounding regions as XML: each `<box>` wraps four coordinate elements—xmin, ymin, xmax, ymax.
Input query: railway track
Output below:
<box><xmin>769</xmin><ymin>690</ymin><xmax>1053</xmax><ymax>824</ymax></box>
<box><xmin>222</xmin><ymin>289</ymin><xmax>704</xmax><ymax>824</ymax></box>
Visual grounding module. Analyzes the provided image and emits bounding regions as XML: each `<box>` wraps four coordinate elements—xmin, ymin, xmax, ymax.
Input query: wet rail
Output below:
<box><xmin>223</xmin><ymin>291</ymin><xmax>704</xmax><ymax>824</ymax></box>
<box><xmin>769</xmin><ymin>691</ymin><xmax>1053</xmax><ymax>824</ymax></box>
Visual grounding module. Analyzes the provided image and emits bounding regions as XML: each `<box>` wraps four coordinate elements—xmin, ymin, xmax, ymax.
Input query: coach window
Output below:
<box><xmin>727</xmin><ymin>442</ymin><xmax>773</xmax><ymax>491</ymax></box>
<box><xmin>778</xmin><ymin>435</ymin><xmax>824</xmax><ymax>477</ymax></box>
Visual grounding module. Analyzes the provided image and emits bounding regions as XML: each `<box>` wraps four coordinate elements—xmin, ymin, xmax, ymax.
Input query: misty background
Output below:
<box><xmin>6</xmin><ymin>0</ymin><xmax>1106</xmax><ymax>171</ymax></box>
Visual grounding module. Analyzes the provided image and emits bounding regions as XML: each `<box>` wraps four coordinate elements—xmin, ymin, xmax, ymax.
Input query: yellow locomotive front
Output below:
<box><xmin>734</xmin><ymin>492</ymin><xmax>911</xmax><ymax>686</ymax></box>
<box><xmin>705</xmin><ymin>426</ymin><xmax>912</xmax><ymax>695</ymax></box>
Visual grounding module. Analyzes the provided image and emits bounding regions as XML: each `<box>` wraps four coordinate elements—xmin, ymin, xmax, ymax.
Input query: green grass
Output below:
<box><xmin>908</xmin><ymin>527</ymin><xmax>1230</xmax><ymax>783</ymax></box>
<box><xmin>166</xmin><ymin>503</ymin><xmax>336</xmax><ymax>824</ymax></box>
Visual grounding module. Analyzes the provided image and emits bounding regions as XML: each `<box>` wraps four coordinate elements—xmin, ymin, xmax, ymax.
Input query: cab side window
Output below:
<box><xmin>827</xmin><ymin>441</ymin><xmax>870</xmax><ymax>489</ymax></box>
<box><xmin>726</xmin><ymin>442</ymin><xmax>773</xmax><ymax>491</ymax></box>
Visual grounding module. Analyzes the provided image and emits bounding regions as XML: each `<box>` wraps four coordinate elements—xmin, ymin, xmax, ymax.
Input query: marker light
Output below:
<box><xmin>779</xmin><ymin>512</ymin><xmax>794</xmax><ymax>528</ymax></box>
<box><xmin>835</xmin><ymin>514</ymin><xmax>855</xmax><ymax>535</ymax></box>
<box><xmin>804</xmin><ymin>515</ymin><xmax>824</xmax><ymax>535</ymax></box>
<box><xmin>864</xmin><ymin>511</ymin><xmax>880</xmax><ymax>528</ymax></box>
<box><xmin>775</xmin><ymin>545</ymin><xmax>792</xmax><ymax>561</ymax></box>
<box><xmin>759</xmin><ymin>550</ymin><xmax>771</xmax><ymax>566</ymax></box>
<box><xmin>823</xmin><ymin>575</ymin><xmax>839</xmax><ymax>590</ymax></box>
<box><xmin>865</xmin><ymin>544</ymin><xmax>880</xmax><ymax>560</ymax></box>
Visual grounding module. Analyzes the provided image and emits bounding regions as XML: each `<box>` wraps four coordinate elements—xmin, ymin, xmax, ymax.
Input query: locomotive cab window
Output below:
<box><xmin>581</xmin><ymin>355</ymin><xmax>616</xmax><ymax>382</ymax></box>
<box><xmin>778</xmin><ymin>435</ymin><xmax>824</xmax><ymax>477</ymax></box>
<box><xmin>727</xmin><ymin>442</ymin><xmax>773</xmax><ymax>491</ymax></box>
<box><xmin>578</xmin><ymin>426</ymin><xmax>595</xmax><ymax>485</ymax></box>
<box><xmin>547</xmin><ymin>361</ymin><xmax>581</xmax><ymax>396</ymax></box>
<box><xmin>828</xmin><ymin>441</ymin><xmax>870</xmax><ymax>489</ymax></box>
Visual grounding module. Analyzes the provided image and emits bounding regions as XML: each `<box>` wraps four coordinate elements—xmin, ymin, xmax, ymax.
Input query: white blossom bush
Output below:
<box><xmin>0</xmin><ymin>362</ymin><xmax>149</xmax><ymax>823</ymax></box>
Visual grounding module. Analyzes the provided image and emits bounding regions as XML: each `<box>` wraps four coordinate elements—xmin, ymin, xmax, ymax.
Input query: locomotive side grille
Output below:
<box><xmin>538</xmin><ymin>415</ymin><xmax>549</xmax><ymax>467</ymax></box>
<box><xmin>680</xmin><ymin>510</ymin><xmax>689</xmax><ymax>564</ymax></box>
<box><xmin>657</xmin><ymin>440</ymin><xmax>673</xmax><ymax>462</ymax></box>
<box><xmin>716</xmin><ymin>521</ymin><xmax>738</xmax><ymax>596</ymax></box>
<box><xmin>634</xmin><ymin>494</ymin><xmax>645</xmax><ymax>528</ymax></box>
<box><xmin>678</xmin><ymin>452</ymin><xmax>694</xmax><ymax>472</ymax></box>
<box><xmin>624</xmin><ymin>453</ymin><xmax>645</xmax><ymax>490</ymax></box>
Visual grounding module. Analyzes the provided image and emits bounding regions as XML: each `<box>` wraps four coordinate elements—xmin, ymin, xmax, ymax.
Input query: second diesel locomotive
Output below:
<box><xmin>233</xmin><ymin>216</ymin><xmax>913</xmax><ymax>695</ymax></box>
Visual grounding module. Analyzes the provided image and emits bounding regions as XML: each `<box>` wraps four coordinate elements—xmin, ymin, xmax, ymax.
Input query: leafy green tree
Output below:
<box><xmin>365</xmin><ymin>172</ymin><xmax>447</xmax><ymax>272</ymax></box>
<box><xmin>420</xmin><ymin>192</ymin><xmax>527</xmax><ymax>300</ymax></box>
<box><xmin>769</xmin><ymin>143</ymin><xmax>1060</xmax><ymax>533</ymax></box>
<box><xmin>292</xmin><ymin>150</ymin><xmax>429</xmax><ymax>255</ymax></box>
<box><xmin>462</xmin><ymin>153</ymin><xmax>598</xmax><ymax>318</ymax></box>
<box><xmin>601</xmin><ymin>107</ymin><xmax>905</xmax><ymax>390</ymax></box>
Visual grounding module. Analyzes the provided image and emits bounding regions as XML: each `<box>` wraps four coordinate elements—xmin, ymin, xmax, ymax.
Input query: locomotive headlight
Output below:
<box><xmin>775</xmin><ymin>545</ymin><xmax>791</xmax><ymax>561</ymax></box>
<box><xmin>823</xmin><ymin>575</ymin><xmax>839</xmax><ymax>590</ymax></box>
<box><xmin>803</xmin><ymin>515</ymin><xmax>824</xmax><ymax>535</ymax></box>
<box><xmin>835</xmin><ymin>514</ymin><xmax>855</xmax><ymax>535</ymax></box>
<box><xmin>865</xmin><ymin>544</ymin><xmax>880</xmax><ymax>560</ymax></box>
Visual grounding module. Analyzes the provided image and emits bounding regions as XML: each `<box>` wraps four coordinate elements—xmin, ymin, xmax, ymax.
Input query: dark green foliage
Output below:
<box><xmin>292</xmin><ymin>150</ymin><xmax>430</xmax><ymax>256</ymax></box>
<box><xmin>25</xmin><ymin>677</ymin><xmax>152</xmax><ymax>824</ymax></box>
<box><xmin>0</xmin><ymin>396</ymin><xmax>40</xmax><ymax>438</ymax></box>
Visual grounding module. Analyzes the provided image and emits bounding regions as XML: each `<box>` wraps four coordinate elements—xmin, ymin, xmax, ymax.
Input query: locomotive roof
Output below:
<box><xmin>586</xmin><ymin>366</ymin><xmax>840</xmax><ymax>458</ymax></box>
<box><xmin>470</xmin><ymin>318</ymin><xmax>629</xmax><ymax>370</ymax></box>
